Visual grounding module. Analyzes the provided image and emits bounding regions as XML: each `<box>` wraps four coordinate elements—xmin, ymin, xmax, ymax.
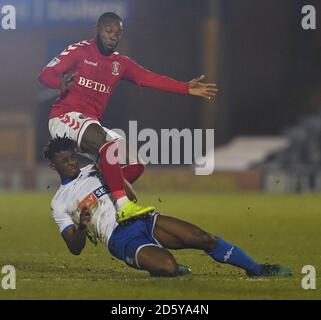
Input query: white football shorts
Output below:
<box><xmin>48</xmin><ymin>112</ymin><xmax>123</xmax><ymax>159</ymax></box>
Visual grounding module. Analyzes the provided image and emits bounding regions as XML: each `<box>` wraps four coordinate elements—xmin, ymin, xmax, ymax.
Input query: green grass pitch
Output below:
<box><xmin>0</xmin><ymin>192</ymin><xmax>320</xmax><ymax>300</ymax></box>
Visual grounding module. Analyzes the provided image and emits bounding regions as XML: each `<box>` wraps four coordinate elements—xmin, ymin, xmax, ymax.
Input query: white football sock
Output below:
<box><xmin>116</xmin><ymin>196</ymin><xmax>130</xmax><ymax>210</ymax></box>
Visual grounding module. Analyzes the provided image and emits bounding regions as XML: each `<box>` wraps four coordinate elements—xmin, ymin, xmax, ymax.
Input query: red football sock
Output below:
<box><xmin>121</xmin><ymin>164</ymin><xmax>145</xmax><ymax>184</ymax></box>
<box><xmin>99</xmin><ymin>141</ymin><xmax>126</xmax><ymax>200</ymax></box>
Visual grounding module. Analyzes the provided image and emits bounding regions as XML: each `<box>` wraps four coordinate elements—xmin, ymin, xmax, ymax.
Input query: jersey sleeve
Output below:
<box><xmin>38</xmin><ymin>42</ymin><xmax>85</xmax><ymax>89</ymax></box>
<box><xmin>51</xmin><ymin>201</ymin><xmax>75</xmax><ymax>234</ymax></box>
<box><xmin>122</xmin><ymin>56</ymin><xmax>190</xmax><ymax>95</ymax></box>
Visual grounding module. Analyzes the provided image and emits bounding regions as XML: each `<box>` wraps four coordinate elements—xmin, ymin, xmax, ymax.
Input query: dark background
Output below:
<box><xmin>0</xmin><ymin>0</ymin><xmax>320</xmax><ymax>163</ymax></box>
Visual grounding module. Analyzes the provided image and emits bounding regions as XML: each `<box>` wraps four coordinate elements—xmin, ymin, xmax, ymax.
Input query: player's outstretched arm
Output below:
<box><xmin>61</xmin><ymin>208</ymin><xmax>91</xmax><ymax>255</ymax></box>
<box><xmin>122</xmin><ymin>57</ymin><xmax>218</xmax><ymax>100</ymax></box>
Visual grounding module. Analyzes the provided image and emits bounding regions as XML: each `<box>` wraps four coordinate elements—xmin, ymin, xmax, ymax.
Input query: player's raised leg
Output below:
<box><xmin>122</xmin><ymin>163</ymin><xmax>145</xmax><ymax>185</ymax></box>
<box><xmin>154</xmin><ymin>215</ymin><xmax>293</xmax><ymax>277</ymax></box>
<box><xmin>80</xmin><ymin>123</ymin><xmax>155</xmax><ymax>223</ymax></box>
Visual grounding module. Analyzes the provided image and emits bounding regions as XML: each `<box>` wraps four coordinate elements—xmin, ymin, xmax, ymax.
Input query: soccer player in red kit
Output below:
<box><xmin>39</xmin><ymin>12</ymin><xmax>218</xmax><ymax>224</ymax></box>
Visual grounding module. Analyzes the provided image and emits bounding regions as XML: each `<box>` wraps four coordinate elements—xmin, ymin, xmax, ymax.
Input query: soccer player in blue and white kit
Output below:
<box><xmin>45</xmin><ymin>137</ymin><xmax>293</xmax><ymax>277</ymax></box>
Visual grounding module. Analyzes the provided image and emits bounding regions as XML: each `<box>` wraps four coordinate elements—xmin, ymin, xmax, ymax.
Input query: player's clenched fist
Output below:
<box><xmin>60</xmin><ymin>72</ymin><xmax>78</xmax><ymax>92</ymax></box>
<box><xmin>79</xmin><ymin>207</ymin><xmax>92</xmax><ymax>229</ymax></box>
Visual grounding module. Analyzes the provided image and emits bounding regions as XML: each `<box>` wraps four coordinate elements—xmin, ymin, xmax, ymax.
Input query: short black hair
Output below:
<box><xmin>43</xmin><ymin>137</ymin><xmax>76</xmax><ymax>161</ymax></box>
<box><xmin>96</xmin><ymin>12</ymin><xmax>122</xmax><ymax>27</ymax></box>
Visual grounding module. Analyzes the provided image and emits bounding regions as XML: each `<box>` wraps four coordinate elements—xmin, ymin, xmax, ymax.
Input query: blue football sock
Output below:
<box><xmin>206</xmin><ymin>236</ymin><xmax>261</xmax><ymax>275</ymax></box>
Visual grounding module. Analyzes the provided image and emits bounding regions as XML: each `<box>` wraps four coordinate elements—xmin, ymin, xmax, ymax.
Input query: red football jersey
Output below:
<box><xmin>39</xmin><ymin>39</ymin><xmax>190</xmax><ymax>121</ymax></box>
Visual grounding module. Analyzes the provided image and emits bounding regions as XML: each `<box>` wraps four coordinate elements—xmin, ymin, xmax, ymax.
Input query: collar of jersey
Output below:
<box><xmin>61</xmin><ymin>177</ymin><xmax>76</xmax><ymax>185</ymax></box>
<box><xmin>61</xmin><ymin>174</ymin><xmax>79</xmax><ymax>185</ymax></box>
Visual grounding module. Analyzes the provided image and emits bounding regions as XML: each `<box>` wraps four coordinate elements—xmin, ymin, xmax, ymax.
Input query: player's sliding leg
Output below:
<box><xmin>154</xmin><ymin>216</ymin><xmax>293</xmax><ymax>277</ymax></box>
<box><xmin>136</xmin><ymin>245</ymin><xmax>191</xmax><ymax>277</ymax></box>
<box><xmin>136</xmin><ymin>246</ymin><xmax>178</xmax><ymax>277</ymax></box>
<box><xmin>154</xmin><ymin>216</ymin><xmax>262</xmax><ymax>275</ymax></box>
<box><xmin>80</xmin><ymin>123</ymin><xmax>154</xmax><ymax>223</ymax></box>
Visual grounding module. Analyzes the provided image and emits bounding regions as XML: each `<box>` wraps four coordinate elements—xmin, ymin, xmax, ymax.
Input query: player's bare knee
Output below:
<box><xmin>159</xmin><ymin>258</ymin><xmax>178</xmax><ymax>276</ymax></box>
<box><xmin>95</xmin><ymin>138</ymin><xmax>108</xmax><ymax>152</ymax></box>
<box><xmin>81</xmin><ymin>124</ymin><xmax>107</xmax><ymax>153</ymax></box>
<box><xmin>90</xmin><ymin>134</ymin><xmax>107</xmax><ymax>153</ymax></box>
